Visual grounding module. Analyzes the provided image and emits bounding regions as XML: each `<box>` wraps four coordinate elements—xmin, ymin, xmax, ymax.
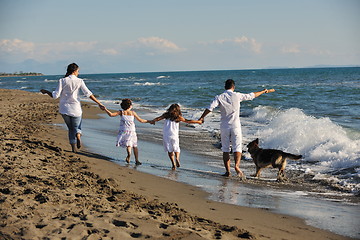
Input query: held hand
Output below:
<box><xmin>99</xmin><ymin>104</ymin><xmax>106</xmax><ymax>110</ymax></box>
<box><xmin>148</xmin><ymin>120</ymin><xmax>156</xmax><ymax>125</ymax></box>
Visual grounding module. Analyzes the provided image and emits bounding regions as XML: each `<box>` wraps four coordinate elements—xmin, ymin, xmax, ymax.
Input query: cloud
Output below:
<box><xmin>281</xmin><ymin>44</ymin><xmax>301</xmax><ymax>54</ymax></box>
<box><xmin>201</xmin><ymin>36</ymin><xmax>262</xmax><ymax>54</ymax></box>
<box><xmin>0</xmin><ymin>39</ymin><xmax>99</xmax><ymax>62</ymax></box>
<box><xmin>100</xmin><ymin>48</ymin><xmax>119</xmax><ymax>56</ymax></box>
<box><xmin>126</xmin><ymin>37</ymin><xmax>185</xmax><ymax>55</ymax></box>
<box><xmin>280</xmin><ymin>44</ymin><xmax>334</xmax><ymax>57</ymax></box>
<box><xmin>35</xmin><ymin>41</ymin><xmax>98</xmax><ymax>59</ymax></box>
<box><xmin>0</xmin><ymin>39</ymin><xmax>34</xmax><ymax>54</ymax></box>
<box><xmin>308</xmin><ymin>48</ymin><xmax>331</xmax><ymax>56</ymax></box>
<box><xmin>43</xmin><ymin>41</ymin><xmax>97</xmax><ymax>52</ymax></box>
<box><xmin>0</xmin><ymin>37</ymin><xmax>185</xmax><ymax>63</ymax></box>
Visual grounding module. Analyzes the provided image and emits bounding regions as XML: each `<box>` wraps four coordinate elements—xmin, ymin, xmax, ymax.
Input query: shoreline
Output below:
<box><xmin>84</xmin><ymin>104</ymin><xmax>360</xmax><ymax>204</ymax></box>
<box><xmin>0</xmin><ymin>89</ymin><xmax>355</xmax><ymax>239</ymax></box>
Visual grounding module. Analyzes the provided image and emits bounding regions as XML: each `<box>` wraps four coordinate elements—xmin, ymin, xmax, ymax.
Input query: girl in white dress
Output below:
<box><xmin>104</xmin><ymin>99</ymin><xmax>154</xmax><ymax>165</ymax></box>
<box><xmin>152</xmin><ymin>104</ymin><xmax>202</xmax><ymax>170</ymax></box>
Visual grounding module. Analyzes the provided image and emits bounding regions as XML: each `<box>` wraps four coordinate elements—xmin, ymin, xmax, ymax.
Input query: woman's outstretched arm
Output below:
<box><xmin>40</xmin><ymin>89</ymin><xmax>53</xmax><ymax>98</ymax></box>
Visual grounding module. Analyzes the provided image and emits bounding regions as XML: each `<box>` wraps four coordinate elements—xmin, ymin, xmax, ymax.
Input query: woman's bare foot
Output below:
<box><xmin>71</xmin><ymin>143</ymin><xmax>77</xmax><ymax>153</ymax></box>
<box><xmin>76</xmin><ymin>133</ymin><xmax>82</xmax><ymax>149</ymax></box>
<box><xmin>125</xmin><ymin>156</ymin><xmax>130</xmax><ymax>163</ymax></box>
<box><xmin>176</xmin><ymin>160</ymin><xmax>180</xmax><ymax>168</ymax></box>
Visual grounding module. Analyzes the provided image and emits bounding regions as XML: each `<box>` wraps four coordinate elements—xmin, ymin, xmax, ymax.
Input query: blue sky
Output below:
<box><xmin>1</xmin><ymin>0</ymin><xmax>359</xmax><ymax>74</ymax></box>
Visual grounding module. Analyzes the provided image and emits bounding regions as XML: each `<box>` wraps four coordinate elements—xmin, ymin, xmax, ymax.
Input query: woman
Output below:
<box><xmin>41</xmin><ymin>63</ymin><xmax>104</xmax><ymax>152</ymax></box>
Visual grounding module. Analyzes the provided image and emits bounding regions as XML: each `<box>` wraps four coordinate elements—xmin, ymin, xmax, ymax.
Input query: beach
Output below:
<box><xmin>1</xmin><ymin>90</ymin><xmax>356</xmax><ymax>239</ymax></box>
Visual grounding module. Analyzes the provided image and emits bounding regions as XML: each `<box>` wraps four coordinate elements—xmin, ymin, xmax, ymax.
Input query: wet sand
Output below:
<box><xmin>0</xmin><ymin>89</ymin><xmax>355</xmax><ymax>239</ymax></box>
<box><xmin>81</xmin><ymin>113</ymin><xmax>360</xmax><ymax>238</ymax></box>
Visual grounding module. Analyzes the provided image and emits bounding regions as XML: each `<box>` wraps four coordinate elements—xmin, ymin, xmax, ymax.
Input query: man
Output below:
<box><xmin>199</xmin><ymin>79</ymin><xmax>274</xmax><ymax>178</ymax></box>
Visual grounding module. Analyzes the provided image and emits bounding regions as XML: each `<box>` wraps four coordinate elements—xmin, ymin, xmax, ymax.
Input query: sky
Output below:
<box><xmin>1</xmin><ymin>0</ymin><xmax>359</xmax><ymax>74</ymax></box>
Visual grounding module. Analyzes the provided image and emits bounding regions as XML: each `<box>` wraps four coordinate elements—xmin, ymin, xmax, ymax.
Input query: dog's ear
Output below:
<box><xmin>255</xmin><ymin>138</ymin><xmax>259</xmax><ymax>144</ymax></box>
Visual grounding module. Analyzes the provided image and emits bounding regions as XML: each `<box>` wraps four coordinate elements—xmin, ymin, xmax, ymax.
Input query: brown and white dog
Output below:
<box><xmin>247</xmin><ymin>138</ymin><xmax>302</xmax><ymax>181</ymax></box>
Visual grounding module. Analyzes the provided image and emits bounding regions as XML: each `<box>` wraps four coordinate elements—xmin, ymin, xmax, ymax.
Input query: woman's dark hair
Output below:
<box><xmin>65</xmin><ymin>63</ymin><xmax>79</xmax><ymax>77</ymax></box>
<box><xmin>163</xmin><ymin>104</ymin><xmax>182</xmax><ymax>122</ymax></box>
<box><xmin>225</xmin><ymin>79</ymin><xmax>235</xmax><ymax>90</ymax></box>
<box><xmin>120</xmin><ymin>98</ymin><xmax>132</xmax><ymax>110</ymax></box>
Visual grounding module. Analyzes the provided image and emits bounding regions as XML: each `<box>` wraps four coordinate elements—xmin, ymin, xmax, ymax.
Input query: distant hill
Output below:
<box><xmin>304</xmin><ymin>64</ymin><xmax>360</xmax><ymax>68</ymax></box>
<box><xmin>0</xmin><ymin>72</ymin><xmax>43</xmax><ymax>77</ymax></box>
<box><xmin>266</xmin><ymin>65</ymin><xmax>360</xmax><ymax>70</ymax></box>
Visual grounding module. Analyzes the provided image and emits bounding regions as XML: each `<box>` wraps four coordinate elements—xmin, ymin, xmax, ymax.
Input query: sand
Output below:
<box><xmin>0</xmin><ymin>89</ymin><xmax>354</xmax><ymax>240</ymax></box>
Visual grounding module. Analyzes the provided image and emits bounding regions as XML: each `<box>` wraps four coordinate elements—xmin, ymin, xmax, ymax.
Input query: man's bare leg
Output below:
<box><xmin>222</xmin><ymin>152</ymin><xmax>231</xmax><ymax>176</ymax></box>
<box><xmin>234</xmin><ymin>151</ymin><xmax>245</xmax><ymax>179</ymax></box>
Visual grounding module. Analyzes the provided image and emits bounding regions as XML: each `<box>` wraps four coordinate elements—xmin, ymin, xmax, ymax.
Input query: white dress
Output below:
<box><xmin>116</xmin><ymin>114</ymin><xmax>138</xmax><ymax>148</ymax></box>
<box><xmin>163</xmin><ymin>119</ymin><xmax>180</xmax><ymax>152</ymax></box>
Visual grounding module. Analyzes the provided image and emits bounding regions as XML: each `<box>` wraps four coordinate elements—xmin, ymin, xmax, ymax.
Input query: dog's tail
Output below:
<box><xmin>284</xmin><ymin>153</ymin><xmax>302</xmax><ymax>160</ymax></box>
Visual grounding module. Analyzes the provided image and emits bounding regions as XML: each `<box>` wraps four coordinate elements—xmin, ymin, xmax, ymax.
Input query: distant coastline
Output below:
<box><xmin>0</xmin><ymin>72</ymin><xmax>43</xmax><ymax>77</ymax></box>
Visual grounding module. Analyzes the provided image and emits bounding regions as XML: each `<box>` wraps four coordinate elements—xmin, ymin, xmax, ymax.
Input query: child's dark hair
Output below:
<box><xmin>163</xmin><ymin>104</ymin><xmax>182</xmax><ymax>121</ymax></box>
<box><xmin>120</xmin><ymin>98</ymin><xmax>132</xmax><ymax>110</ymax></box>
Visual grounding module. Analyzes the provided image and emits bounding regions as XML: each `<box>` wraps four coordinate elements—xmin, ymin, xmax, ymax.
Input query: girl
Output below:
<box><xmin>152</xmin><ymin>104</ymin><xmax>202</xmax><ymax>170</ymax></box>
<box><xmin>104</xmin><ymin>99</ymin><xmax>154</xmax><ymax>165</ymax></box>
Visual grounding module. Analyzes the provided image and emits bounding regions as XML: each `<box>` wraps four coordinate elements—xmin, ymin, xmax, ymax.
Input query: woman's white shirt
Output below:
<box><xmin>52</xmin><ymin>75</ymin><xmax>93</xmax><ymax>117</ymax></box>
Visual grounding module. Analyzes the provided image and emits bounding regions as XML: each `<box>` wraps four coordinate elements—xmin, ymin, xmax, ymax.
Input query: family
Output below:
<box><xmin>41</xmin><ymin>63</ymin><xmax>274</xmax><ymax>177</ymax></box>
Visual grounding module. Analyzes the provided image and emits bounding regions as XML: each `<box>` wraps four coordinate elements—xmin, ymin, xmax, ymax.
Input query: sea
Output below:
<box><xmin>1</xmin><ymin>67</ymin><xmax>359</xmax><ymax>238</ymax></box>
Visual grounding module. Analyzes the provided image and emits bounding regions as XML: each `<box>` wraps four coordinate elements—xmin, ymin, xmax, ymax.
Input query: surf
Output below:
<box><xmin>248</xmin><ymin>106</ymin><xmax>360</xmax><ymax>193</ymax></box>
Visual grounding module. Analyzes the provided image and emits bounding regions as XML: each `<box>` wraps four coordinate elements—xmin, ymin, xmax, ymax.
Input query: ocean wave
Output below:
<box><xmin>156</xmin><ymin>75</ymin><xmax>170</xmax><ymax>79</ymax></box>
<box><xmin>250</xmin><ymin>106</ymin><xmax>360</xmax><ymax>192</ymax></box>
<box><xmin>134</xmin><ymin>82</ymin><xmax>165</xmax><ymax>86</ymax></box>
<box><xmin>168</xmin><ymin>105</ymin><xmax>360</xmax><ymax>193</ymax></box>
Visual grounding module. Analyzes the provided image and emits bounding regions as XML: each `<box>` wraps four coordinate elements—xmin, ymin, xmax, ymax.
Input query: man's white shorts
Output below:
<box><xmin>220</xmin><ymin>127</ymin><xmax>242</xmax><ymax>152</ymax></box>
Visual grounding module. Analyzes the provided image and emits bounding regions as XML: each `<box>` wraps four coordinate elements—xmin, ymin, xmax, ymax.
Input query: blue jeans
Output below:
<box><xmin>61</xmin><ymin>114</ymin><xmax>82</xmax><ymax>144</ymax></box>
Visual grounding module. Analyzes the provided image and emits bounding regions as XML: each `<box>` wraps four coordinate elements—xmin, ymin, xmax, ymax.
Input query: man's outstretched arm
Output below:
<box><xmin>253</xmin><ymin>89</ymin><xmax>275</xmax><ymax>98</ymax></box>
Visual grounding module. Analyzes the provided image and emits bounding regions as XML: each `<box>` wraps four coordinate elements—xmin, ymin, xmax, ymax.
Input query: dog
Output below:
<box><xmin>246</xmin><ymin>138</ymin><xmax>302</xmax><ymax>181</ymax></box>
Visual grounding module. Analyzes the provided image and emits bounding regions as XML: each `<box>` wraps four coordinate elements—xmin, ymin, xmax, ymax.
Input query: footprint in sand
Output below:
<box><xmin>34</xmin><ymin>193</ymin><xmax>48</xmax><ymax>203</ymax></box>
<box><xmin>112</xmin><ymin>219</ymin><xmax>129</xmax><ymax>228</ymax></box>
<box><xmin>159</xmin><ymin>223</ymin><xmax>169</xmax><ymax>229</ymax></box>
<box><xmin>130</xmin><ymin>232</ymin><xmax>142</xmax><ymax>238</ymax></box>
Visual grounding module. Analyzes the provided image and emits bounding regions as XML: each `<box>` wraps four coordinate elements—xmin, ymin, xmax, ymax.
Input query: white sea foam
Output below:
<box><xmin>156</xmin><ymin>75</ymin><xmax>170</xmax><ymax>79</ymax></box>
<box><xmin>134</xmin><ymin>82</ymin><xmax>165</xmax><ymax>86</ymax></box>
<box><xmin>250</xmin><ymin>106</ymin><xmax>360</xmax><ymax>192</ymax></box>
<box><xmin>253</xmin><ymin>107</ymin><xmax>360</xmax><ymax>163</ymax></box>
